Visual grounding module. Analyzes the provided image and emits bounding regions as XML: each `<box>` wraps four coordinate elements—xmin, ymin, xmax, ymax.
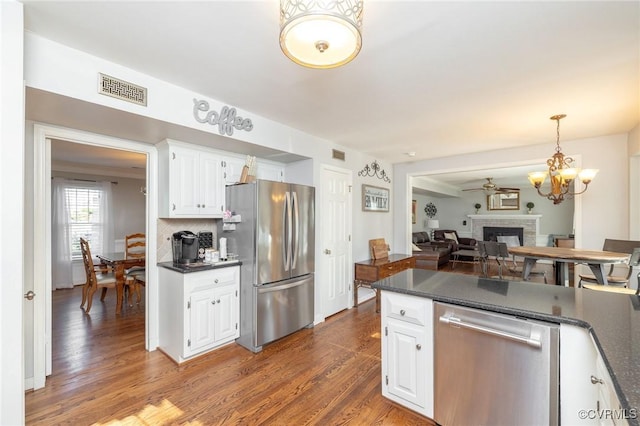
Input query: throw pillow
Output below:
<box><xmin>412</xmin><ymin>243</ymin><xmax>422</xmax><ymax>252</ymax></box>
<box><xmin>443</xmin><ymin>232</ymin><xmax>459</xmax><ymax>243</ymax></box>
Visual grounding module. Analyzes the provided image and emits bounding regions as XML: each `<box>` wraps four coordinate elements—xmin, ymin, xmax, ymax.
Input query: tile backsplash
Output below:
<box><xmin>157</xmin><ymin>219</ymin><xmax>218</xmax><ymax>262</ymax></box>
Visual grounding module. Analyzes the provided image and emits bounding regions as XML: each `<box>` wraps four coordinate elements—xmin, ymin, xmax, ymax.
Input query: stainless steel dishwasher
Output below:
<box><xmin>434</xmin><ymin>302</ymin><xmax>559</xmax><ymax>426</ymax></box>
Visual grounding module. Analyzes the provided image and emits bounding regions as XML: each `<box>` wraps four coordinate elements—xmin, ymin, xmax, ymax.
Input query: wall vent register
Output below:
<box><xmin>98</xmin><ymin>73</ymin><xmax>148</xmax><ymax>106</ymax></box>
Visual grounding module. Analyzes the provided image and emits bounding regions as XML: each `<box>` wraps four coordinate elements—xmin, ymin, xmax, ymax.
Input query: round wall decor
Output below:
<box><xmin>424</xmin><ymin>202</ymin><xmax>437</xmax><ymax>218</ymax></box>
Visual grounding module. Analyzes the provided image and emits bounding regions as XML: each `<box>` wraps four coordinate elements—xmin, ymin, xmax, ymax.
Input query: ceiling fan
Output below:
<box><xmin>462</xmin><ymin>177</ymin><xmax>520</xmax><ymax>194</ymax></box>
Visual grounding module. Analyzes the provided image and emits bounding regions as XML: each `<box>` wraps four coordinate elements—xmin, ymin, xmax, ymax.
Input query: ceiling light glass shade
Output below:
<box><xmin>528</xmin><ymin>171</ymin><xmax>548</xmax><ymax>186</ymax></box>
<box><xmin>280</xmin><ymin>0</ymin><xmax>363</xmax><ymax>69</ymax></box>
<box><xmin>578</xmin><ymin>169</ymin><xmax>599</xmax><ymax>183</ymax></box>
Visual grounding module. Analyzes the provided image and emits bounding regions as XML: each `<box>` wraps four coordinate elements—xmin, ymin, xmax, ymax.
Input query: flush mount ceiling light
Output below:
<box><xmin>528</xmin><ymin>114</ymin><xmax>598</xmax><ymax>205</ymax></box>
<box><xmin>279</xmin><ymin>0</ymin><xmax>363</xmax><ymax>69</ymax></box>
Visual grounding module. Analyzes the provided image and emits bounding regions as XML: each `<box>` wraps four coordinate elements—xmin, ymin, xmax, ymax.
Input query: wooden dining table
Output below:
<box><xmin>508</xmin><ymin>246</ymin><xmax>630</xmax><ymax>287</ymax></box>
<box><xmin>96</xmin><ymin>252</ymin><xmax>145</xmax><ymax>314</ymax></box>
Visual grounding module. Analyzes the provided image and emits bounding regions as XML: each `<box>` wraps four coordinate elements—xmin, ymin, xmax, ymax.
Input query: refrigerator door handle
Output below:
<box><xmin>284</xmin><ymin>191</ymin><xmax>292</xmax><ymax>271</ymax></box>
<box><xmin>257</xmin><ymin>277</ymin><xmax>309</xmax><ymax>293</ymax></box>
<box><xmin>291</xmin><ymin>191</ymin><xmax>299</xmax><ymax>269</ymax></box>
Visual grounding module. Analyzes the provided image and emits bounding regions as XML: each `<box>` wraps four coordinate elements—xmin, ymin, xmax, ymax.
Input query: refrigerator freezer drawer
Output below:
<box><xmin>256</xmin><ymin>274</ymin><xmax>314</xmax><ymax>347</ymax></box>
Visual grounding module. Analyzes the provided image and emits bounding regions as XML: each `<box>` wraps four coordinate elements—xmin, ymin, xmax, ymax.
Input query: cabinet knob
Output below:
<box><xmin>202</xmin><ymin>204</ymin><xmax>205</xmax><ymax>208</ymax></box>
<box><xmin>416</xmin><ymin>344</ymin><xmax>422</xmax><ymax>350</ymax></box>
<box><xmin>590</xmin><ymin>375</ymin><xmax>604</xmax><ymax>385</ymax></box>
<box><xmin>324</xmin><ymin>249</ymin><xmax>331</xmax><ymax>254</ymax></box>
<box><xmin>214</xmin><ymin>279</ymin><xmax>219</xmax><ymax>283</ymax></box>
<box><xmin>197</xmin><ymin>204</ymin><xmax>201</xmax><ymax>208</ymax></box>
<box><xmin>216</xmin><ymin>299</ymin><xmax>221</xmax><ymax>304</ymax></box>
<box><xmin>211</xmin><ymin>300</ymin><xmax>216</xmax><ymax>305</ymax></box>
<box><xmin>400</xmin><ymin>309</ymin><xmax>406</xmax><ymax>316</ymax></box>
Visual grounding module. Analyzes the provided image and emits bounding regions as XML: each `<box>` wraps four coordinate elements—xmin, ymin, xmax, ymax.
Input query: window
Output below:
<box><xmin>64</xmin><ymin>184</ymin><xmax>109</xmax><ymax>258</ymax></box>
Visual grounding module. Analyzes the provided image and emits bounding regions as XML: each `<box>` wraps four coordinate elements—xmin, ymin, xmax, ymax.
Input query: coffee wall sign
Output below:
<box><xmin>193</xmin><ymin>98</ymin><xmax>254</xmax><ymax>137</ymax></box>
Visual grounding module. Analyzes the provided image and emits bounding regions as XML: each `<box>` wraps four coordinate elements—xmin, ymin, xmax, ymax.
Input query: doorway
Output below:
<box><xmin>29</xmin><ymin>124</ymin><xmax>159</xmax><ymax>390</ymax></box>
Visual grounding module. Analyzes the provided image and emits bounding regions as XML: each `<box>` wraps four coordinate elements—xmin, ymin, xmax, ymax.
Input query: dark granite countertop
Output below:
<box><xmin>372</xmin><ymin>269</ymin><xmax>640</xmax><ymax>423</ymax></box>
<box><xmin>158</xmin><ymin>260</ymin><xmax>241</xmax><ymax>273</ymax></box>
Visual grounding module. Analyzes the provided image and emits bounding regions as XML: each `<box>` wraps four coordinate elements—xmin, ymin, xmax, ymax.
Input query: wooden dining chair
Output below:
<box><xmin>579</xmin><ymin>240</ymin><xmax>640</xmax><ymax>287</ymax></box>
<box><xmin>125</xmin><ymin>233</ymin><xmax>146</xmax><ymax>305</ymax></box>
<box><xmin>125</xmin><ymin>233</ymin><xmax>146</xmax><ymax>260</ymax></box>
<box><xmin>79</xmin><ymin>238</ymin><xmax>117</xmax><ymax>313</ymax></box>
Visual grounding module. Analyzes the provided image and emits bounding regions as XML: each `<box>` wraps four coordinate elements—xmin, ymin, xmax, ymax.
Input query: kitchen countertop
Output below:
<box><xmin>372</xmin><ymin>268</ymin><xmax>640</xmax><ymax>421</ymax></box>
<box><xmin>158</xmin><ymin>260</ymin><xmax>241</xmax><ymax>273</ymax></box>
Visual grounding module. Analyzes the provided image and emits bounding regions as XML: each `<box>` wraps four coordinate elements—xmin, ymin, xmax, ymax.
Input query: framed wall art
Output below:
<box><xmin>362</xmin><ymin>184</ymin><xmax>390</xmax><ymax>212</ymax></box>
<box><xmin>487</xmin><ymin>191</ymin><xmax>520</xmax><ymax>211</ymax></box>
<box><xmin>412</xmin><ymin>200</ymin><xmax>417</xmax><ymax>223</ymax></box>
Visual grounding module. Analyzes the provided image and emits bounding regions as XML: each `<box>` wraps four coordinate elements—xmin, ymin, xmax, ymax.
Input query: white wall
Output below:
<box><xmin>395</xmin><ymin>134</ymin><xmax>630</xmax><ymax>253</ymax></box>
<box><xmin>0</xmin><ymin>1</ymin><xmax>25</xmax><ymax>423</ymax></box>
<box><xmin>22</xmin><ymin>32</ymin><xmax>394</xmax><ymax>332</ymax></box>
<box><xmin>23</xmin><ymin>32</ymin><xmax>394</xmax><ymax>264</ymax></box>
<box><xmin>628</xmin><ymin>124</ymin><xmax>640</xmax><ymax>239</ymax></box>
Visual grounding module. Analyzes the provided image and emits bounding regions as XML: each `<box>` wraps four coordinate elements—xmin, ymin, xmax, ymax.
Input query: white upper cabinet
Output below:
<box><xmin>221</xmin><ymin>153</ymin><xmax>285</xmax><ymax>185</ymax></box>
<box><xmin>158</xmin><ymin>140</ymin><xmax>225</xmax><ymax>218</ymax></box>
<box><xmin>256</xmin><ymin>161</ymin><xmax>285</xmax><ymax>182</ymax></box>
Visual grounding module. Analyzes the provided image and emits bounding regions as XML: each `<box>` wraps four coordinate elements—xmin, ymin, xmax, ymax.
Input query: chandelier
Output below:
<box><xmin>279</xmin><ymin>0</ymin><xmax>363</xmax><ymax>69</ymax></box>
<box><xmin>528</xmin><ymin>114</ymin><xmax>598</xmax><ymax>205</ymax></box>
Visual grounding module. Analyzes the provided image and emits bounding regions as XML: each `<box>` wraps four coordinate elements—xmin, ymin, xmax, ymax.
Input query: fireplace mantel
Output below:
<box><xmin>467</xmin><ymin>214</ymin><xmax>542</xmax><ymax>220</ymax></box>
<box><xmin>467</xmin><ymin>214</ymin><xmax>542</xmax><ymax>246</ymax></box>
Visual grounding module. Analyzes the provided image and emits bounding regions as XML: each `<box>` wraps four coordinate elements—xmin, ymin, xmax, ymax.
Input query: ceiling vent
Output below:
<box><xmin>98</xmin><ymin>73</ymin><xmax>147</xmax><ymax>106</ymax></box>
<box><xmin>332</xmin><ymin>149</ymin><xmax>345</xmax><ymax>161</ymax></box>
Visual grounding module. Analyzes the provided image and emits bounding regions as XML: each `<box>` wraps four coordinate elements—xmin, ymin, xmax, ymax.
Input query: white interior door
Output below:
<box><xmin>321</xmin><ymin>165</ymin><xmax>352</xmax><ymax>317</ymax></box>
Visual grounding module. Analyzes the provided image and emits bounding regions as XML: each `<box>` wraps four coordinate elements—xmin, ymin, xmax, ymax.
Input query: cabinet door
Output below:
<box><xmin>188</xmin><ymin>287</ymin><xmax>216</xmax><ymax>355</ymax></box>
<box><xmin>256</xmin><ymin>162</ymin><xmax>284</xmax><ymax>182</ymax></box>
<box><xmin>213</xmin><ymin>284</ymin><xmax>239</xmax><ymax>343</ymax></box>
<box><xmin>386</xmin><ymin>318</ymin><xmax>427</xmax><ymax>408</ymax></box>
<box><xmin>223</xmin><ymin>155</ymin><xmax>246</xmax><ymax>185</ymax></box>
<box><xmin>170</xmin><ymin>146</ymin><xmax>201</xmax><ymax>215</ymax></box>
<box><xmin>200</xmin><ymin>153</ymin><xmax>224</xmax><ymax>216</ymax></box>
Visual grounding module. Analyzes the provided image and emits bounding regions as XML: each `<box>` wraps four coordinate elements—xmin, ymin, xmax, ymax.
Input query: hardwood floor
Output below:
<box><xmin>25</xmin><ymin>263</ymin><xmax>558</xmax><ymax>425</ymax></box>
<box><xmin>25</xmin><ymin>286</ymin><xmax>435</xmax><ymax>425</ymax></box>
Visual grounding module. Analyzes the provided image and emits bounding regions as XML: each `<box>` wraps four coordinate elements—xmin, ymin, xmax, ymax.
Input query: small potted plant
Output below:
<box><xmin>526</xmin><ymin>202</ymin><xmax>534</xmax><ymax>214</ymax></box>
<box><xmin>474</xmin><ymin>203</ymin><xmax>481</xmax><ymax>214</ymax></box>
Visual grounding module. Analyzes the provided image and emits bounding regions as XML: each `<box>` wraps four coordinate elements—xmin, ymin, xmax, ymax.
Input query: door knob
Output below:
<box><xmin>24</xmin><ymin>290</ymin><xmax>36</xmax><ymax>300</ymax></box>
<box><xmin>324</xmin><ymin>249</ymin><xmax>332</xmax><ymax>255</ymax></box>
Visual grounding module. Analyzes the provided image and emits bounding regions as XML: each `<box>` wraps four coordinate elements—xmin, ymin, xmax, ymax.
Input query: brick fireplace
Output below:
<box><xmin>468</xmin><ymin>214</ymin><xmax>541</xmax><ymax>246</ymax></box>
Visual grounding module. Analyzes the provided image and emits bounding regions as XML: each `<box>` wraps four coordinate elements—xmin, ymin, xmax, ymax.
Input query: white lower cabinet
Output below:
<box><xmin>560</xmin><ymin>324</ymin><xmax>629</xmax><ymax>425</ymax></box>
<box><xmin>381</xmin><ymin>291</ymin><xmax>433</xmax><ymax>418</ymax></box>
<box><xmin>159</xmin><ymin>266</ymin><xmax>239</xmax><ymax>363</ymax></box>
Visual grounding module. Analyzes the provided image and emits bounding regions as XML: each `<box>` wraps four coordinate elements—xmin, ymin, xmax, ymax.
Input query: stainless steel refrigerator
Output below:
<box><xmin>220</xmin><ymin>180</ymin><xmax>315</xmax><ymax>353</ymax></box>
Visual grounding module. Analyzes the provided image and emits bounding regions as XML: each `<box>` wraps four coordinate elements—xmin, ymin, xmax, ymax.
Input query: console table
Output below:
<box><xmin>354</xmin><ymin>253</ymin><xmax>415</xmax><ymax>312</ymax></box>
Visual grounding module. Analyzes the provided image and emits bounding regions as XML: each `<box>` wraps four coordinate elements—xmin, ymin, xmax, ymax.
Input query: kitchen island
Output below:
<box><xmin>372</xmin><ymin>269</ymin><xmax>640</xmax><ymax>425</ymax></box>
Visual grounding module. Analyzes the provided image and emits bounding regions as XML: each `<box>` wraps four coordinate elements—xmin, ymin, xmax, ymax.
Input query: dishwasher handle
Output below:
<box><xmin>439</xmin><ymin>315</ymin><xmax>542</xmax><ymax>349</ymax></box>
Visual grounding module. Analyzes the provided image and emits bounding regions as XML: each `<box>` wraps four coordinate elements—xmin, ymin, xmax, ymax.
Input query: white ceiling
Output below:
<box><xmin>22</xmin><ymin>1</ymin><xmax>639</xmax><ymax>184</ymax></box>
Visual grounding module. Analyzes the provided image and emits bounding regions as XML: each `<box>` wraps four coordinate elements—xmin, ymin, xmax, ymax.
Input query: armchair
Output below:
<box><xmin>433</xmin><ymin>229</ymin><xmax>477</xmax><ymax>251</ymax></box>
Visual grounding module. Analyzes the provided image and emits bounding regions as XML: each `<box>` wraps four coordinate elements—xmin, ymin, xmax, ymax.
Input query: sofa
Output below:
<box><xmin>411</xmin><ymin>231</ymin><xmax>452</xmax><ymax>270</ymax></box>
<box><xmin>433</xmin><ymin>229</ymin><xmax>477</xmax><ymax>251</ymax></box>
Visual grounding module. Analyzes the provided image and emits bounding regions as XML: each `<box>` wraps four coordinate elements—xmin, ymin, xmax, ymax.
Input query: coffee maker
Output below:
<box><xmin>172</xmin><ymin>230</ymin><xmax>199</xmax><ymax>264</ymax></box>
